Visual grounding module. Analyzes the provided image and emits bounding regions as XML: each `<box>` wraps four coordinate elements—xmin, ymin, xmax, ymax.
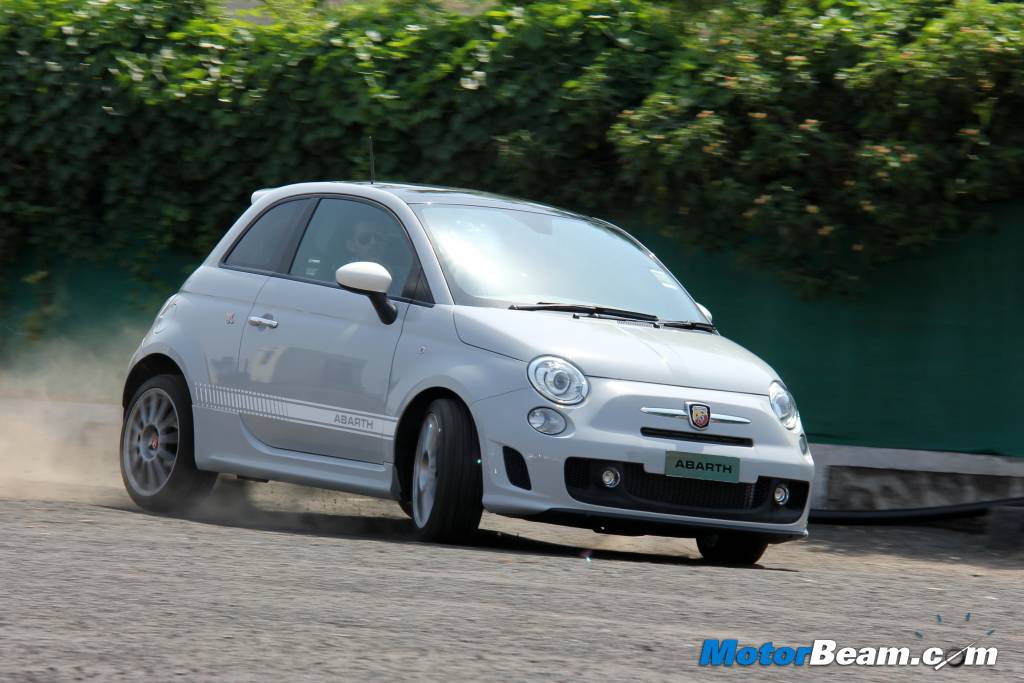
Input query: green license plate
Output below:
<box><xmin>664</xmin><ymin>452</ymin><xmax>741</xmax><ymax>483</ymax></box>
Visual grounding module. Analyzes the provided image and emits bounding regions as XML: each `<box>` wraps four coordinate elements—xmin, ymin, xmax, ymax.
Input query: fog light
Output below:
<box><xmin>527</xmin><ymin>407</ymin><xmax>566</xmax><ymax>435</ymax></box>
<box><xmin>601</xmin><ymin>467</ymin><xmax>622</xmax><ymax>489</ymax></box>
<box><xmin>773</xmin><ymin>484</ymin><xmax>790</xmax><ymax>506</ymax></box>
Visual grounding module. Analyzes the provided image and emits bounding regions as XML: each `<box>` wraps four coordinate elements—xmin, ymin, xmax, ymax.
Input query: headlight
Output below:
<box><xmin>527</xmin><ymin>356</ymin><xmax>589</xmax><ymax>405</ymax></box>
<box><xmin>769</xmin><ymin>381</ymin><xmax>799</xmax><ymax>430</ymax></box>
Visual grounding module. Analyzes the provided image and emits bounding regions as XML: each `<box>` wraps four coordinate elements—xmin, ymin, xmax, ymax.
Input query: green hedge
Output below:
<box><xmin>612</xmin><ymin>0</ymin><xmax>1024</xmax><ymax>291</ymax></box>
<box><xmin>2</xmin><ymin>0</ymin><xmax>1023</xmax><ymax>297</ymax></box>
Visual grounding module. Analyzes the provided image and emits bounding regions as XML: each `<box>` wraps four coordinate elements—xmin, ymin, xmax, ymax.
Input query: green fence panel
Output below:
<box><xmin>636</xmin><ymin>202</ymin><xmax>1024</xmax><ymax>457</ymax></box>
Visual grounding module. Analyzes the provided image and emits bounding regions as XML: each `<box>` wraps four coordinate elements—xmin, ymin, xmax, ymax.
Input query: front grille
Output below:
<box><xmin>564</xmin><ymin>458</ymin><xmax>590</xmax><ymax>490</ymax></box>
<box><xmin>622</xmin><ymin>463</ymin><xmax>762</xmax><ymax>509</ymax></box>
<box><xmin>564</xmin><ymin>457</ymin><xmax>807</xmax><ymax>523</ymax></box>
<box><xmin>641</xmin><ymin>427</ymin><xmax>753</xmax><ymax>448</ymax></box>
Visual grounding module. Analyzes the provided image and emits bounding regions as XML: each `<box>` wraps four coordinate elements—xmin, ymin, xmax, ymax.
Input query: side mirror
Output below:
<box><xmin>336</xmin><ymin>262</ymin><xmax>398</xmax><ymax>325</ymax></box>
<box><xmin>696</xmin><ymin>302</ymin><xmax>713</xmax><ymax>323</ymax></box>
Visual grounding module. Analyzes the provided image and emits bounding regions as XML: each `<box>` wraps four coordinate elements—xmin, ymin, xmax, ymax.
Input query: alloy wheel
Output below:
<box><xmin>122</xmin><ymin>388</ymin><xmax>179</xmax><ymax>496</ymax></box>
<box><xmin>412</xmin><ymin>413</ymin><xmax>440</xmax><ymax>528</ymax></box>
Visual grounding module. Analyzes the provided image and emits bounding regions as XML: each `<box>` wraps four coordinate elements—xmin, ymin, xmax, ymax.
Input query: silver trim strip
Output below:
<box><xmin>640</xmin><ymin>406</ymin><xmax>751</xmax><ymax>425</ymax></box>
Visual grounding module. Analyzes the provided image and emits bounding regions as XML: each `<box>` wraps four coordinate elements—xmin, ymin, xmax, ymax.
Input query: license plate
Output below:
<box><xmin>664</xmin><ymin>452</ymin><xmax>740</xmax><ymax>483</ymax></box>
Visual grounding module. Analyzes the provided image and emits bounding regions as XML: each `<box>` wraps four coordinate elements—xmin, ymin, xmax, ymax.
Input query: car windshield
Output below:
<box><xmin>415</xmin><ymin>204</ymin><xmax>705</xmax><ymax>322</ymax></box>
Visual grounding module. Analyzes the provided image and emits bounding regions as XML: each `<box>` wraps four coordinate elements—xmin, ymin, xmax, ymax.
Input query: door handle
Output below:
<box><xmin>247</xmin><ymin>315</ymin><xmax>278</xmax><ymax>329</ymax></box>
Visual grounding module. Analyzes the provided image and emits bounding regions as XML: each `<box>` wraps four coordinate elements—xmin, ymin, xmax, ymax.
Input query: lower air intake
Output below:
<box><xmin>564</xmin><ymin>457</ymin><xmax>807</xmax><ymax>523</ymax></box>
<box><xmin>503</xmin><ymin>447</ymin><xmax>532</xmax><ymax>490</ymax></box>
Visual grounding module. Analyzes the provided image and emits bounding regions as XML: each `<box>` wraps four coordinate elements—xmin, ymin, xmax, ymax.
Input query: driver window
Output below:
<box><xmin>290</xmin><ymin>198</ymin><xmax>415</xmax><ymax>298</ymax></box>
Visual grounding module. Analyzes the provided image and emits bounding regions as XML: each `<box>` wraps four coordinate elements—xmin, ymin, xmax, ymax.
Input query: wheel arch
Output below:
<box><xmin>122</xmin><ymin>353</ymin><xmax>187</xmax><ymax>410</ymax></box>
<box><xmin>393</xmin><ymin>387</ymin><xmax>477</xmax><ymax>504</ymax></box>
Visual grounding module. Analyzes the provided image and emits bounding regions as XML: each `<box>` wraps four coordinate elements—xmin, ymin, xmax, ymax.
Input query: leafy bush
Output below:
<box><xmin>611</xmin><ymin>0</ymin><xmax>1024</xmax><ymax>291</ymax></box>
<box><xmin>2</xmin><ymin>0</ymin><xmax>1023</xmax><ymax>298</ymax></box>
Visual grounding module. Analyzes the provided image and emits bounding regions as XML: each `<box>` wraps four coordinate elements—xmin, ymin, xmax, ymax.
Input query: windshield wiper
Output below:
<box><xmin>509</xmin><ymin>303</ymin><xmax>716</xmax><ymax>332</ymax></box>
<box><xmin>509</xmin><ymin>302</ymin><xmax>659</xmax><ymax>322</ymax></box>
<box><xmin>659</xmin><ymin>320</ymin><xmax>717</xmax><ymax>333</ymax></box>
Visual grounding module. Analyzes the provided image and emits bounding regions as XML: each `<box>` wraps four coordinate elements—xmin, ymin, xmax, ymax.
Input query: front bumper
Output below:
<box><xmin>471</xmin><ymin>377</ymin><xmax>814</xmax><ymax>539</ymax></box>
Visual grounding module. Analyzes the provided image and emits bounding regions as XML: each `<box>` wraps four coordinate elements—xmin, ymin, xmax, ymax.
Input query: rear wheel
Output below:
<box><xmin>696</xmin><ymin>533</ymin><xmax>768</xmax><ymax>565</ymax></box>
<box><xmin>120</xmin><ymin>374</ymin><xmax>216</xmax><ymax>513</ymax></box>
<box><xmin>408</xmin><ymin>398</ymin><xmax>483</xmax><ymax>543</ymax></box>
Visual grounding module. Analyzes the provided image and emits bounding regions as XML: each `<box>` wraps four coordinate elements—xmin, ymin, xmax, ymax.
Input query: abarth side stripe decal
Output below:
<box><xmin>201</xmin><ymin>383</ymin><xmax>395</xmax><ymax>420</ymax></box>
<box><xmin>240</xmin><ymin>390</ymin><xmax>392</xmax><ymax>420</ymax></box>
<box><xmin>193</xmin><ymin>382</ymin><xmax>397</xmax><ymax>440</ymax></box>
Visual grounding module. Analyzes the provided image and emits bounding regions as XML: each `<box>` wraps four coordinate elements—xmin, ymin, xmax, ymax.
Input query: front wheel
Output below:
<box><xmin>696</xmin><ymin>533</ymin><xmax>768</xmax><ymax>565</ymax></box>
<box><xmin>120</xmin><ymin>374</ymin><xmax>216</xmax><ymax>513</ymax></box>
<box><xmin>408</xmin><ymin>398</ymin><xmax>483</xmax><ymax>543</ymax></box>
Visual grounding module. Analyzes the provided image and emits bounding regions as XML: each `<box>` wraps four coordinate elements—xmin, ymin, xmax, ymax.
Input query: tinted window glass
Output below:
<box><xmin>225</xmin><ymin>200</ymin><xmax>308</xmax><ymax>272</ymax></box>
<box><xmin>290</xmin><ymin>199</ymin><xmax>415</xmax><ymax>297</ymax></box>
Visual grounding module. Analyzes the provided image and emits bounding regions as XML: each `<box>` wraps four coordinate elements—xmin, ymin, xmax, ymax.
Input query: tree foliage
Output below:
<box><xmin>2</xmin><ymin>0</ymin><xmax>1023</xmax><ymax>296</ymax></box>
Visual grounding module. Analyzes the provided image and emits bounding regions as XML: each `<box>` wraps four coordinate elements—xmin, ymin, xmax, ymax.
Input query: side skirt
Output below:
<box><xmin>193</xmin><ymin>405</ymin><xmax>400</xmax><ymax>500</ymax></box>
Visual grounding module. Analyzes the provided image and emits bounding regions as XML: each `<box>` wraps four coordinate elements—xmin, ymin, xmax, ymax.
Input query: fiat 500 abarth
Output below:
<box><xmin>120</xmin><ymin>182</ymin><xmax>813</xmax><ymax>564</ymax></box>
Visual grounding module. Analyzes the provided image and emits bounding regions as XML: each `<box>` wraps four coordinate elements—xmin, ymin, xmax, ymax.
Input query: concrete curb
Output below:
<box><xmin>811</xmin><ymin>443</ymin><xmax>1024</xmax><ymax>511</ymax></box>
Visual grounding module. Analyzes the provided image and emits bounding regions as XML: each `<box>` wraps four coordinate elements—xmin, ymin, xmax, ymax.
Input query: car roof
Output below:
<box><xmin>254</xmin><ymin>181</ymin><xmax>582</xmax><ymax>218</ymax></box>
<box><xmin>369</xmin><ymin>182</ymin><xmax>568</xmax><ymax>212</ymax></box>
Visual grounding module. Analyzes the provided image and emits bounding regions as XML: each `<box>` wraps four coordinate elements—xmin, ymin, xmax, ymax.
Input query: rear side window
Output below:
<box><xmin>225</xmin><ymin>199</ymin><xmax>309</xmax><ymax>272</ymax></box>
<box><xmin>289</xmin><ymin>198</ymin><xmax>416</xmax><ymax>298</ymax></box>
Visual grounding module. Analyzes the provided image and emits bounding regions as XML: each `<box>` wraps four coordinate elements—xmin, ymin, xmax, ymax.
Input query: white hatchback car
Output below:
<box><xmin>120</xmin><ymin>182</ymin><xmax>813</xmax><ymax>564</ymax></box>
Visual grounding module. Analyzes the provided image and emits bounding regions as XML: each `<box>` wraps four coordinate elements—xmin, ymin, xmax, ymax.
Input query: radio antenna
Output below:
<box><xmin>368</xmin><ymin>136</ymin><xmax>375</xmax><ymax>184</ymax></box>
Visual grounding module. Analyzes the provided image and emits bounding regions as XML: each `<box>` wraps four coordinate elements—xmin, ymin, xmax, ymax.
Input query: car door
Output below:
<box><xmin>189</xmin><ymin>197</ymin><xmax>314</xmax><ymax>390</ymax></box>
<box><xmin>235</xmin><ymin>196</ymin><xmax>420</xmax><ymax>464</ymax></box>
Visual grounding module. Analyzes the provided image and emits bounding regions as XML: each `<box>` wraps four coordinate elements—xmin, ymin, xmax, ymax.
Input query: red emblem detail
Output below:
<box><xmin>688</xmin><ymin>403</ymin><xmax>711</xmax><ymax>430</ymax></box>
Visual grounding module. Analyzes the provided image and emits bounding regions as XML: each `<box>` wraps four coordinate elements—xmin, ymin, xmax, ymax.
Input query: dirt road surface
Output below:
<box><xmin>0</xmin><ymin>472</ymin><xmax>1021</xmax><ymax>682</ymax></box>
<box><xmin>0</xmin><ymin>398</ymin><xmax>1021</xmax><ymax>681</ymax></box>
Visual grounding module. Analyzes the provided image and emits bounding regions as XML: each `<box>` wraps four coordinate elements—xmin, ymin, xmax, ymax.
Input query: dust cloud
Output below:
<box><xmin>0</xmin><ymin>326</ymin><xmax>142</xmax><ymax>503</ymax></box>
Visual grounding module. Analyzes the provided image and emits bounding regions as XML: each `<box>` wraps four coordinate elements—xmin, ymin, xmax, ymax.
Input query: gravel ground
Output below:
<box><xmin>0</xmin><ymin>477</ymin><xmax>1021</xmax><ymax>682</ymax></box>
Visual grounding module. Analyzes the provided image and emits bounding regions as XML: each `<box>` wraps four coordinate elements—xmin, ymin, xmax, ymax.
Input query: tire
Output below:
<box><xmin>696</xmin><ymin>533</ymin><xmax>768</xmax><ymax>565</ymax></box>
<box><xmin>120</xmin><ymin>374</ymin><xmax>217</xmax><ymax>513</ymax></box>
<box><xmin>408</xmin><ymin>398</ymin><xmax>483</xmax><ymax>543</ymax></box>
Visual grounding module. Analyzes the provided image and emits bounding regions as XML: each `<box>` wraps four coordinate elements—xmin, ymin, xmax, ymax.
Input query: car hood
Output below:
<box><xmin>453</xmin><ymin>307</ymin><xmax>778</xmax><ymax>395</ymax></box>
